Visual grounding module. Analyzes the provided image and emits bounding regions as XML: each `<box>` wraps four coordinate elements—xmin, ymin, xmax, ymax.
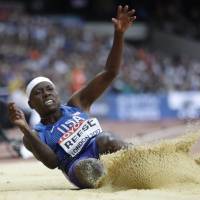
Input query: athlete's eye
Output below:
<box><xmin>32</xmin><ymin>90</ymin><xmax>41</xmax><ymax>96</ymax></box>
<box><xmin>47</xmin><ymin>86</ymin><xmax>54</xmax><ymax>91</ymax></box>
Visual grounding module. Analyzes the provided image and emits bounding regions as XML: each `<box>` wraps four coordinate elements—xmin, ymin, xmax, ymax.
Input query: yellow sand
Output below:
<box><xmin>1</xmin><ymin>132</ymin><xmax>200</xmax><ymax>200</ymax></box>
<box><xmin>97</xmin><ymin>132</ymin><xmax>200</xmax><ymax>191</ymax></box>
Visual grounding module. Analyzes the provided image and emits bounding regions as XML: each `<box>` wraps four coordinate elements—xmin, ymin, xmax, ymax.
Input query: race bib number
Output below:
<box><xmin>58</xmin><ymin>118</ymin><xmax>102</xmax><ymax>157</ymax></box>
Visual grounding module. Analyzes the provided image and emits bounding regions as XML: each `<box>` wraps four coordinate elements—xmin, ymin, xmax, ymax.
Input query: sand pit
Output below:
<box><xmin>1</xmin><ymin>133</ymin><xmax>200</xmax><ymax>200</ymax></box>
<box><xmin>97</xmin><ymin>132</ymin><xmax>200</xmax><ymax>189</ymax></box>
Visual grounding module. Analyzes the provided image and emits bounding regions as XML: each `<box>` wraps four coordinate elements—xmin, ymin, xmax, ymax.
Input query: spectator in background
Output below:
<box><xmin>8</xmin><ymin>78</ymin><xmax>32</xmax><ymax>123</ymax></box>
<box><xmin>69</xmin><ymin>62</ymin><xmax>86</xmax><ymax>94</ymax></box>
<box><xmin>1</xmin><ymin>3</ymin><xmax>200</xmax><ymax>97</ymax></box>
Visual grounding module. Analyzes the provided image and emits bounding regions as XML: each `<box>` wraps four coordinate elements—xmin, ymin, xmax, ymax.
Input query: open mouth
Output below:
<box><xmin>44</xmin><ymin>99</ymin><xmax>54</xmax><ymax>106</ymax></box>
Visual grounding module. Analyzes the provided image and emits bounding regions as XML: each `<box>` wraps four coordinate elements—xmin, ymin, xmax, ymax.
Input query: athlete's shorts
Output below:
<box><xmin>65</xmin><ymin>137</ymin><xmax>100</xmax><ymax>188</ymax></box>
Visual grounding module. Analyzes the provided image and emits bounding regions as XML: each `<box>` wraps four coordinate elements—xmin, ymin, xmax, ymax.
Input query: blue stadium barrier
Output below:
<box><xmin>91</xmin><ymin>92</ymin><xmax>200</xmax><ymax>120</ymax></box>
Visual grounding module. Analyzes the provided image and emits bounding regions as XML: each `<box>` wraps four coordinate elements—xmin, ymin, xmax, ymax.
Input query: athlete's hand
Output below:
<box><xmin>112</xmin><ymin>5</ymin><xmax>136</xmax><ymax>33</ymax></box>
<box><xmin>8</xmin><ymin>102</ymin><xmax>29</xmax><ymax>129</ymax></box>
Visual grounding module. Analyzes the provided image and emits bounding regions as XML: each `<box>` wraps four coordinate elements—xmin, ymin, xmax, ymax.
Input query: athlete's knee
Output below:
<box><xmin>73</xmin><ymin>158</ymin><xmax>104</xmax><ymax>188</ymax></box>
<box><xmin>96</xmin><ymin>131</ymin><xmax>128</xmax><ymax>154</ymax></box>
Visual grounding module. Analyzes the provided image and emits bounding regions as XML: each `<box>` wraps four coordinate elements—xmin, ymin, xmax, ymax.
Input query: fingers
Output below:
<box><xmin>8</xmin><ymin>102</ymin><xmax>24</xmax><ymax>120</ymax></box>
<box><xmin>123</xmin><ymin>5</ymin><xmax>129</xmax><ymax>13</ymax></box>
<box><xmin>112</xmin><ymin>18</ymin><xmax>118</xmax><ymax>25</ymax></box>
<box><xmin>118</xmin><ymin>5</ymin><xmax>136</xmax><ymax>16</ymax></box>
<box><xmin>8</xmin><ymin>102</ymin><xmax>17</xmax><ymax>113</ymax></box>
<box><xmin>129</xmin><ymin>16</ymin><xmax>137</xmax><ymax>23</ymax></box>
<box><xmin>127</xmin><ymin>9</ymin><xmax>136</xmax><ymax>17</ymax></box>
<box><xmin>117</xmin><ymin>5</ymin><xmax>122</xmax><ymax>18</ymax></box>
<box><xmin>114</xmin><ymin>5</ymin><xmax>136</xmax><ymax>32</ymax></box>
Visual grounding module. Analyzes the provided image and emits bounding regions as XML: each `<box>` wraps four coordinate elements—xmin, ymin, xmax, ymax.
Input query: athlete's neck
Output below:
<box><xmin>41</xmin><ymin>109</ymin><xmax>62</xmax><ymax>125</ymax></box>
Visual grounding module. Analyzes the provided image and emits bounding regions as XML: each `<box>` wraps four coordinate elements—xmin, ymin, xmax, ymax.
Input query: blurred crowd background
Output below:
<box><xmin>1</xmin><ymin>0</ymin><xmax>200</xmax><ymax>98</ymax></box>
<box><xmin>1</xmin><ymin>0</ymin><xmax>200</xmax><ymax>158</ymax></box>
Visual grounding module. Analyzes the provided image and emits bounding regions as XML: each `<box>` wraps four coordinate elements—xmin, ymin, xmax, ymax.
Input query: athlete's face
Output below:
<box><xmin>28</xmin><ymin>82</ymin><xmax>60</xmax><ymax>116</ymax></box>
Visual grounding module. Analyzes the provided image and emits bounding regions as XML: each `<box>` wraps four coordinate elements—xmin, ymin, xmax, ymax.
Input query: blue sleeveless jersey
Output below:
<box><xmin>34</xmin><ymin>104</ymin><xmax>100</xmax><ymax>171</ymax></box>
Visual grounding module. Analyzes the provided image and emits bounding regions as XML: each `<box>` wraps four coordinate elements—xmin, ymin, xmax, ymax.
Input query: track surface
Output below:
<box><xmin>1</xmin><ymin>120</ymin><xmax>200</xmax><ymax>200</ymax></box>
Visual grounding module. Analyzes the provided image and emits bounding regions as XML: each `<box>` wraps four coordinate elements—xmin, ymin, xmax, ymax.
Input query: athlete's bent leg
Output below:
<box><xmin>68</xmin><ymin>132</ymin><xmax>129</xmax><ymax>188</ymax></box>
<box><xmin>96</xmin><ymin>131</ymin><xmax>130</xmax><ymax>154</ymax></box>
<box><xmin>71</xmin><ymin>158</ymin><xmax>105</xmax><ymax>188</ymax></box>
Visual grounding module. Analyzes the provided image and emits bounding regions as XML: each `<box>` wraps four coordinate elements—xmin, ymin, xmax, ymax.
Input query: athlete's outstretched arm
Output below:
<box><xmin>68</xmin><ymin>5</ymin><xmax>136</xmax><ymax>111</ymax></box>
<box><xmin>8</xmin><ymin>103</ymin><xmax>58</xmax><ymax>169</ymax></box>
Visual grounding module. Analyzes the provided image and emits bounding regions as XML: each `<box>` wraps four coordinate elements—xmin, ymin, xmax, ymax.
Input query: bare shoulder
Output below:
<box><xmin>67</xmin><ymin>91</ymin><xmax>80</xmax><ymax>107</ymax></box>
<box><xmin>67</xmin><ymin>90</ymin><xmax>90</xmax><ymax>112</ymax></box>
